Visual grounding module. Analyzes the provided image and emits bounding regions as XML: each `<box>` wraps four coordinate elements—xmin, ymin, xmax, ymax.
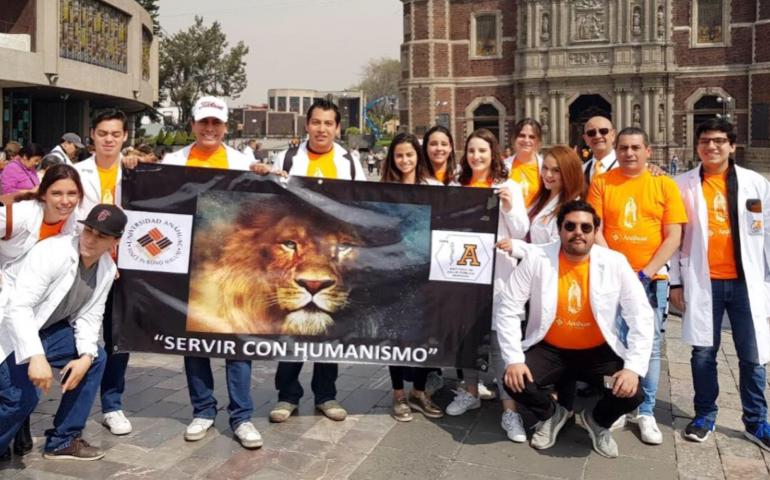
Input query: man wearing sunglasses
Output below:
<box><xmin>582</xmin><ymin>116</ymin><xmax>618</xmax><ymax>184</ymax></box>
<box><xmin>587</xmin><ymin>127</ymin><xmax>687</xmax><ymax>445</ymax></box>
<box><xmin>669</xmin><ymin>119</ymin><xmax>770</xmax><ymax>450</ymax></box>
<box><xmin>497</xmin><ymin>200</ymin><xmax>653</xmax><ymax>458</ymax></box>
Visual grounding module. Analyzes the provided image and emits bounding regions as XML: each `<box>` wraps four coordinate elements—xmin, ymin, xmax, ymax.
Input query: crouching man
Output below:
<box><xmin>497</xmin><ymin>200</ymin><xmax>654</xmax><ymax>458</ymax></box>
<box><xmin>0</xmin><ymin>204</ymin><xmax>126</xmax><ymax>461</ymax></box>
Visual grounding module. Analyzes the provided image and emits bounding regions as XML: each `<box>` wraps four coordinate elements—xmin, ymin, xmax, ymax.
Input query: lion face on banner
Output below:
<box><xmin>187</xmin><ymin>201</ymin><xmax>361</xmax><ymax>335</ymax></box>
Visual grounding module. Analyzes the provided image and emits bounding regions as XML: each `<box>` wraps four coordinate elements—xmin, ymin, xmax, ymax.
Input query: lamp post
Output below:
<box><xmin>716</xmin><ymin>96</ymin><xmax>733</xmax><ymax>123</ymax></box>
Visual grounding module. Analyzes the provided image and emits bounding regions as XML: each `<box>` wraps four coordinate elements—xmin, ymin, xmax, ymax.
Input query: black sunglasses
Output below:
<box><xmin>585</xmin><ymin>128</ymin><xmax>611</xmax><ymax>138</ymax></box>
<box><xmin>563</xmin><ymin>221</ymin><xmax>594</xmax><ymax>234</ymax></box>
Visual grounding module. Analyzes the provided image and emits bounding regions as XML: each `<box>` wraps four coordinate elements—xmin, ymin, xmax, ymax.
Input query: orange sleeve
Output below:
<box><xmin>661</xmin><ymin>177</ymin><xmax>688</xmax><ymax>225</ymax></box>
<box><xmin>586</xmin><ymin>176</ymin><xmax>604</xmax><ymax>220</ymax></box>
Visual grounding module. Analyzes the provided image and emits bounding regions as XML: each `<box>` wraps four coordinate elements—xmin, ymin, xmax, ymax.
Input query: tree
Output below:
<box><xmin>135</xmin><ymin>0</ymin><xmax>160</xmax><ymax>34</ymax></box>
<box><xmin>353</xmin><ymin>58</ymin><xmax>400</xmax><ymax>135</ymax></box>
<box><xmin>159</xmin><ymin>17</ymin><xmax>249</xmax><ymax>128</ymax></box>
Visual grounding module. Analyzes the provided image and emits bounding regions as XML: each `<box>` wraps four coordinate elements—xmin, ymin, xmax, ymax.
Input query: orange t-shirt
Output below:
<box><xmin>703</xmin><ymin>173</ymin><xmax>738</xmax><ymax>279</ymax></box>
<box><xmin>467</xmin><ymin>178</ymin><xmax>493</xmax><ymax>188</ymax></box>
<box><xmin>587</xmin><ymin>169</ymin><xmax>688</xmax><ymax>272</ymax></box>
<box><xmin>39</xmin><ymin>220</ymin><xmax>65</xmax><ymax>241</ymax></box>
<box><xmin>306</xmin><ymin>149</ymin><xmax>337</xmax><ymax>178</ymax></box>
<box><xmin>544</xmin><ymin>253</ymin><xmax>605</xmax><ymax>350</ymax></box>
<box><xmin>97</xmin><ymin>162</ymin><xmax>118</xmax><ymax>204</ymax></box>
<box><xmin>186</xmin><ymin>145</ymin><xmax>229</xmax><ymax>169</ymax></box>
<box><xmin>509</xmin><ymin>159</ymin><xmax>540</xmax><ymax>208</ymax></box>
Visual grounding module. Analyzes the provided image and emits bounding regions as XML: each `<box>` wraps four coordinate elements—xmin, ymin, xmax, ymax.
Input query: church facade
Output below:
<box><xmin>399</xmin><ymin>0</ymin><xmax>770</xmax><ymax>170</ymax></box>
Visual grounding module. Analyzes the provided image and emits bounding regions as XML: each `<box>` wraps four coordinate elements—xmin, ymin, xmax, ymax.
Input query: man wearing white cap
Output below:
<box><xmin>161</xmin><ymin>96</ymin><xmax>261</xmax><ymax>449</ymax></box>
<box><xmin>162</xmin><ymin>96</ymin><xmax>253</xmax><ymax>171</ymax></box>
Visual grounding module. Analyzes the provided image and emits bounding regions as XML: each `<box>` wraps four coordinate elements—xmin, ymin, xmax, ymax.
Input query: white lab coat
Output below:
<box><xmin>669</xmin><ymin>165</ymin><xmax>770</xmax><ymax>364</ymax></box>
<box><xmin>528</xmin><ymin>195</ymin><xmax>560</xmax><ymax>245</ymax></box>
<box><xmin>74</xmin><ymin>155</ymin><xmax>123</xmax><ymax>220</ymax></box>
<box><xmin>162</xmin><ymin>144</ymin><xmax>254</xmax><ymax>172</ymax></box>
<box><xmin>0</xmin><ymin>235</ymin><xmax>116</xmax><ymax>364</ymax></box>
<box><xmin>272</xmin><ymin>141</ymin><xmax>366</xmax><ymax>181</ymax></box>
<box><xmin>495</xmin><ymin>241</ymin><xmax>654</xmax><ymax>377</ymax></box>
<box><xmin>0</xmin><ymin>200</ymin><xmax>78</xmax><ymax>269</ymax></box>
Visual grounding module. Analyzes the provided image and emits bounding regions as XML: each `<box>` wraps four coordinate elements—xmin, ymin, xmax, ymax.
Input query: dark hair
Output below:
<box><xmin>458</xmin><ymin>129</ymin><xmax>508</xmax><ymax>186</ymax></box>
<box><xmin>615</xmin><ymin>126</ymin><xmax>650</xmax><ymax>147</ymax></box>
<box><xmin>35</xmin><ymin>164</ymin><xmax>84</xmax><ymax>203</ymax></box>
<box><xmin>306</xmin><ymin>99</ymin><xmax>341</xmax><ymax>125</ymax></box>
<box><xmin>380</xmin><ymin>133</ymin><xmax>427</xmax><ymax>184</ymax></box>
<box><xmin>695</xmin><ymin>118</ymin><xmax>736</xmax><ymax>145</ymax></box>
<box><xmin>556</xmin><ymin>200</ymin><xmax>600</xmax><ymax>230</ymax></box>
<box><xmin>422</xmin><ymin>125</ymin><xmax>457</xmax><ymax>185</ymax></box>
<box><xmin>91</xmin><ymin>108</ymin><xmax>128</xmax><ymax>131</ymax></box>
<box><xmin>512</xmin><ymin>118</ymin><xmax>543</xmax><ymax>145</ymax></box>
<box><xmin>19</xmin><ymin>143</ymin><xmax>46</xmax><ymax>159</ymax></box>
<box><xmin>135</xmin><ymin>144</ymin><xmax>154</xmax><ymax>155</ymax></box>
<box><xmin>530</xmin><ymin>145</ymin><xmax>585</xmax><ymax>222</ymax></box>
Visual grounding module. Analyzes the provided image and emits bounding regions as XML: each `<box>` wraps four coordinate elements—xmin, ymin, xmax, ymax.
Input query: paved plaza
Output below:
<box><xmin>1</xmin><ymin>315</ymin><xmax>769</xmax><ymax>480</ymax></box>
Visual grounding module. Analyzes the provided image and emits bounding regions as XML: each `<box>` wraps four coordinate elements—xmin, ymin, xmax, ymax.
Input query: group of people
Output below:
<box><xmin>0</xmin><ymin>94</ymin><xmax>767</xmax><ymax>465</ymax></box>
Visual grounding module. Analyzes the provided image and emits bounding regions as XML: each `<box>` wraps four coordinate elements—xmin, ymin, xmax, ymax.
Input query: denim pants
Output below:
<box><xmin>184</xmin><ymin>356</ymin><xmax>253</xmax><ymax>431</ymax></box>
<box><xmin>274</xmin><ymin>361</ymin><xmax>338</xmax><ymax>405</ymax></box>
<box><xmin>100</xmin><ymin>287</ymin><xmax>129</xmax><ymax>413</ymax></box>
<box><xmin>0</xmin><ymin>322</ymin><xmax>106</xmax><ymax>453</ymax></box>
<box><xmin>691</xmin><ymin>279</ymin><xmax>767</xmax><ymax>427</ymax></box>
<box><xmin>639</xmin><ymin>279</ymin><xmax>669</xmax><ymax>416</ymax></box>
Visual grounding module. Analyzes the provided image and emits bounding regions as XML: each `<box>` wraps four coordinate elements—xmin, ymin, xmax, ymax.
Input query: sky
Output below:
<box><xmin>158</xmin><ymin>0</ymin><xmax>403</xmax><ymax>106</ymax></box>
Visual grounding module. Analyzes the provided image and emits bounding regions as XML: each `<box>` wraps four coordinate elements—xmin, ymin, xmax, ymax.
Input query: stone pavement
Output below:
<box><xmin>2</xmin><ymin>315</ymin><xmax>769</xmax><ymax>480</ymax></box>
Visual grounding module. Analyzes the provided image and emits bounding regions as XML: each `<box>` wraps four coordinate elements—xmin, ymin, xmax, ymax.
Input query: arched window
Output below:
<box><xmin>473</xmin><ymin>103</ymin><xmax>501</xmax><ymax>141</ymax></box>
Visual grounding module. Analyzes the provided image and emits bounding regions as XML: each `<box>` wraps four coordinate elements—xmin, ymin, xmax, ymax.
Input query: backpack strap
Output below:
<box><xmin>343</xmin><ymin>151</ymin><xmax>356</xmax><ymax>180</ymax></box>
<box><xmin>282</xmin><ymin>146</ymin><xmax>300</xmax><ymax>174</ymax></box>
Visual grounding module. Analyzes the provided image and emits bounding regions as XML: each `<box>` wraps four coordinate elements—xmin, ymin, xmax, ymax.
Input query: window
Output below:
<box><xmin>303</xmin><ymin>97</ymin><xmax>311</xmax><ymax>112</ymax></box>
<box><xmin>289</xmin><ymin>96</ymin><xmax>300</xmax><ymax>113</ymax></box>
<box><xmin>697</xmin><ymin>0</ymin><xmax>724</xmax><ymax>44</ymax></box>
<box><xmin>278</xmin><ymin>97</ymin><xmax>287</xmax><ymax>111</ymax></box>
<box><xmin>474</xmin><ymin>14</ymin><xmax>499</xmax><ymax>58</ymax></box>
<box><xmin>751</xmin><ymin>104</ymin><xmax>769</xmax><ymax>141</ymax></box>
<box><xmin>269</xmin><ymin>97</ymin><xmax>276</xmax><ymax>110</ymax></box>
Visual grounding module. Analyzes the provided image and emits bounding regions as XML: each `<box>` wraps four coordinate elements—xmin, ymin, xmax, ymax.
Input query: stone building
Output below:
<box><xmin>1</xmin><ymin>0</ymin><xmax>158</xmax><ymax>149</ymax></box>
<box><xmin>399</xmin><ymin>0</ymin><xmax>770</xmax><ymax>170</ymax></box>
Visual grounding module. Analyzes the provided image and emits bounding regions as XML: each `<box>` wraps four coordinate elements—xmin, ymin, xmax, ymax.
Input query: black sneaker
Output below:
<box><xmin>13</xmin><ymin>416</ymin><xmax>33</xmax><ymax>456</ymax></box>
<box><xmin>684</xmin><ymin>417</ymin><xmax>715</xmax><ymax>442</ymax></box>
<box><xmin>43</xmin><ymin>438</ymin><xmax>104</xmax><ymax>461</ymax></box>
<box><xmin>0</xmin><ymin>448</ymin><xmax>10</xmax><ymax>462</ymax></box>
<box><xmin>745</xmin><ymin>422</ymin><xmax>770</xmax><ymax>452</ymax></box>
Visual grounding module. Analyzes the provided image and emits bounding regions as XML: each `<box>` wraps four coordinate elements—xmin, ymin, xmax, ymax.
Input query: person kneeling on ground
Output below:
<box><xmin>497</xmin><ymin>200</ymin><xmax>654</xmax><ymax>458</ymax></box>
<box><xmin>0</xmin><ymin>204</ymin><xmax>126</xmax><ymax>461</ymax></box>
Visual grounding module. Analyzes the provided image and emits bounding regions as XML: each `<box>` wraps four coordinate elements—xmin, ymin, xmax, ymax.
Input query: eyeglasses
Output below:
<box><xmin>563</xmin><ymin>221</ymin><xmax>595</xmax><ymax>234</ymax></box>
<box><xmin>585</xmin><ymin>128</ymin><xmax>611</xmax><ymax>138</ymax></box>
<box><xmin>697</xmin><ymin>137</ymin><xmax>730</xmax><ymax>147</ymax></box>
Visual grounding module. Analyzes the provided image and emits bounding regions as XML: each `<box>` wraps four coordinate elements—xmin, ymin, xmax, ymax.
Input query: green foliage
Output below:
<box><xmin>163</xmin><ymin>130</ymin><xmax>175</xmax><ymax>146</ymax></box>
<box><xmin>353</xmin><ymin>57</ymin><xmax>400</xmax><ymax>136</ymax></box>
<box><xmin>345</xmin><ymin>127</ymin><xmax>361</xmax><ymax>136</ymax></box>
<box><xmin>159</xmin><ymin>16</ymin><xmax>249</xmax><ymax>126</ymax></box>
<box><xmin>173</xmin><ymin>131</ymin><xmax>188</xmax><ymax>146</ymax></box>
<box><xmin>155</xmin><ymin>130</ymin><xmax>166</xmax><ymax>145</ymax></box>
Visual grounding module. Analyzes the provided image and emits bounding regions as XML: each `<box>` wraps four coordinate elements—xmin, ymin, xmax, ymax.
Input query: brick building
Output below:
<box><xmin>399</xmin><ymin>0</ymin><xmax>770</xmax><ymax>171</ymax></box>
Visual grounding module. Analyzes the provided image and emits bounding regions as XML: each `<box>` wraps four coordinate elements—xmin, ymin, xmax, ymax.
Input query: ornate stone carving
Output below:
<box><xmin>657</xmin><ymin>5</ymin><xmax>665</xmax><ymax>39</ymax></box>
<box><xmin>568</xmin><ymin>51</ymin><xmax>609</xmax><ymax>65</ymax></box>
<box><xmin>632</xmin><ymin>5</ymin><xmax>642</xmax><ymax>36</ymax></box>
<box><xmin>571</xmin><ymin>0</ymin><xmax>607</xmax><ymax>42</ymax></box>
<box><xmin>541</xmin><ymin>11</ymin><xmax>551</xmax><ymax>42</ymax></box>
<box><xmin>632</xmin><ymin>104</ymin><xmax>642</xmax><ymax>128</ymax></box>
<box><xmin>540</xmin><ymin>106</ymin><xmax>550</xmax><ymax>135</ymax></box>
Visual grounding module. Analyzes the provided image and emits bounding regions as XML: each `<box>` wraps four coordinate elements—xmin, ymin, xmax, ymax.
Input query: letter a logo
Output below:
<box><xmin>456</xmin><ymin>244</ymin><xmax>481</xmax><ymax>266</ymax></box>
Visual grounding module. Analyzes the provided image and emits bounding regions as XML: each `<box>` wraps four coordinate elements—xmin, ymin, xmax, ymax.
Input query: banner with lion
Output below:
<box><xmin>113</xmin><ymin>165</ymin><xmax>499</xmax><ymax>369</ymax></box>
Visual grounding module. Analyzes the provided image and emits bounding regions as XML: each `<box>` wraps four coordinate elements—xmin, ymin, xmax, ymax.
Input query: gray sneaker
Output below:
<box><xmin>580</xmin><ymin>408</ymin><xmax>619</xmax><ymax>458</ymax></box>
<box><xmin>531</xmin><ymin>404</ymin><xmax>570</xmax><ymax>449</ymax></box>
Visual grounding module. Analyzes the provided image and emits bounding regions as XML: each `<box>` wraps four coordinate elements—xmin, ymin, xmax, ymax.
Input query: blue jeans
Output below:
<box><xmin>275</xmin><ymin>361</ymin><xmax>338</xmax><ymax>405</ymax></box>
<box><xmin>639</xmin><ymin>279</ymin><xmax>668</xmax><ymax>416</ymax></box>
<box><xmin>691</xmin><ymin>279</ymin><xmax>768</xmax><ymax>427</ymax></box>
<box><xmin>100</xmin><ymin>286</ymin><xmax>129</xmax><ymax>413</ymax></box>
<box><xmin>0</xmin><ymin>322</ymin><xmax>106</xmax><ymax>453</ymax></box>
<box><xmin>184</xmin><ymin>356</ymin><xmax>253</xmax><ymax>431</ymax></box>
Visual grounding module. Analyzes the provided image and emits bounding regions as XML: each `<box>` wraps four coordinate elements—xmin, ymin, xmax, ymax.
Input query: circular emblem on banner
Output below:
<box><xmin>124</xmin><ymin>217</ymin><xmax>185</xmax><ymax>266</ymax></box>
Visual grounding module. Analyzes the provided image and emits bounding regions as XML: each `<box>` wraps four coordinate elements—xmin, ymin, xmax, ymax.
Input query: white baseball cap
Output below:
<box><xmin>192</xmin><ymin>96</ymin><xmax>228</xmax><ymax>122</ymax></box>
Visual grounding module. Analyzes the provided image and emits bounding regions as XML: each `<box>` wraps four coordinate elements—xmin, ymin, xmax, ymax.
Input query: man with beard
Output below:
<box><xmin>496</xmin><ymin>200</ymin><xmax>653</xmax><ymax>458</ymax></box>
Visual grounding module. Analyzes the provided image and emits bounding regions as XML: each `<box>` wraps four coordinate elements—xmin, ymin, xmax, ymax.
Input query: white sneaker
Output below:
<box><xmin>501</xmin><ymin>409</ymin><xmax>526</xmax><ymax>443</ymax></box>
<box><xmin>184</xmin><ymin>418</ymin><xmax>214</xmax><ymax>441</ymax></box>
<box><xmin>445</xmin><ymin>389</ymin><xmax>481</xmax><ymax>416</ymax></box>
<box><xmin>637</xmin><ymin>415</ymin><xmax>663</xmax><ymax>445</ymax></box>
<box><xmin>103</xmin><ymin>410</ymin><xmax>132</xmax><ymax>435</ymax></box>
<box><xmin>233</xmin><ymin>421</ymin><xmax>263</xmax><ymax>449</ymax></box>
<box><xmin>609</xmin><ymin>414</ymin><xmax>626</xmax><ymax>431</ymax></box>
<box><xmin>477</xmin><ymin>381</ymin><xmax>497</xmax><ymax>400</ymax></box>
